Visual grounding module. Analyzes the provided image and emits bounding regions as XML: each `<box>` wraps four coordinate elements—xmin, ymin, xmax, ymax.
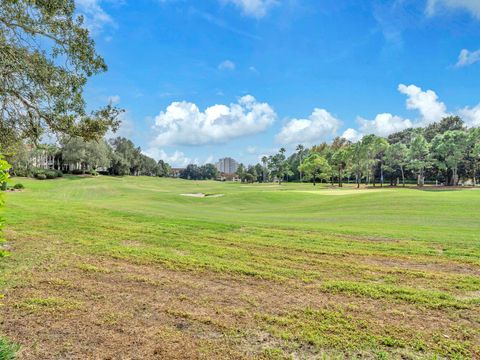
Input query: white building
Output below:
<box><xmin>216</xmin><ymin>157</ymin><xmax>239</xmax><ymax>174</ymax></box>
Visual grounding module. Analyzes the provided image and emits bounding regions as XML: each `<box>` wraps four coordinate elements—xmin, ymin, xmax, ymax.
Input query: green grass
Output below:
<box><xmin>0</xmin><ymin>337</ymin><xmax>19</xmax><ymax>360</ymax></box>
<box><xmin>1</xmin><ymin>176</ymin><xmax>480</xmax><ymax>358</ymax></box>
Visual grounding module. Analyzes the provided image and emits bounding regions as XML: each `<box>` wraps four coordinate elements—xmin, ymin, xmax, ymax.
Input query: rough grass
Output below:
<box><xmin>0</xmin><ymin>176</ymin><xmax>479</xmax><ymax>359</ymax></box>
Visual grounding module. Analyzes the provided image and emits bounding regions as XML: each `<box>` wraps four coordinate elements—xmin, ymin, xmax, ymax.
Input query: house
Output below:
<box><xmin>170</xmin><ymin>168</ymin><xmax>185</xmax><ymax>178</ymax></box>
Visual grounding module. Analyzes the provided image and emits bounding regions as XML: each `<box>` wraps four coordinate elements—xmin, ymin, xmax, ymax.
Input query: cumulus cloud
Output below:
<box><xmin>398</xmin><ymin>84</ymin><xmax>448</xmax><ymax>125</ymax></box>
<box><xmin>426</xmin><ymin>0</ymin><xmax>480</xmax><ymax>19</ymax></box>
<box><xmin>341</xmin><ymin>128</ymin><xmax>363</xmax><ymax>142</ymax></box>
<box><xmin>357</xmin><ymin>113</ymin><xmax>413</xmax><ymax>137</ymax></box>
<box><xmin>76</xmin><ymin>0</ymin><xmax>116</xmax><ymax>33</ymax></box>
<box><xmin>276</xmin><ymin>108</ymin><xmax>341</xmax><ymax>145</ymax></box>
<box><xmin>455</xmin><ymin>48</ymin><xmax>480</xmax><ymax>67</ymax></box>
<box><xmin>222</xmin><ymin>0</ymin><xmax>278</xmax><ymax>18</ymax></box>
<box><xmin>144</xmin><ymin>148</ymin><xmax>193</xmax><ymax>167</ymax></box>
<box><xmin>149</xmin><ymin>95</ymin><xmax>276</xmax><ymax>147</ymax></box>
<box><xmin>459</xmin><ymin>104</ymin><xmax>480</xmax><ymax>127</ymax></box>
<box><xmin>218</xmin><ymin>60</ymin><xmax>236</xmax><ymax>71</ymax></box>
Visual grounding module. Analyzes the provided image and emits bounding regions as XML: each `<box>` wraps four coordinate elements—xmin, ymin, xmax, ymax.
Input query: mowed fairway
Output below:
<box><xmin>1</xmin><ymin>177</ymin><xmax>480</xmax><ymax>359</ymax></box>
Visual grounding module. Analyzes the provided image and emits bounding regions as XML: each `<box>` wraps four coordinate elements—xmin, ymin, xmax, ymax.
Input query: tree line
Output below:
<box><xmin>233</xmin><ymin>116</ymin><xmax>480</xmax><ymax>187</ymax></box>
<box><xmin>5</xmin><ymin>137</ymin><xmax>172</xmax><ymax>178</ymax></box>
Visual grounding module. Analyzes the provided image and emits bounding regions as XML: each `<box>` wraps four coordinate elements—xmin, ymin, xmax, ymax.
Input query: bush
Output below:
<box><xmin>0</xmin><ymin>182</ymin><xmax>6</xmax><ymax>191</ymax></box>
<box><xmin>55</xmin><ymin>170</ymin><xmax>63</xmax><ymax>177</ymax></box>
<box><xmin>45</xmin><ymin>170</ymin><xmax>57</xmax><ymax>179</ymax></box>
<box><xmin>90</xmin><ymin>170</ymin><xmax>99</xmax><ymax>176</ymax></box>
<box><xmin>71</xmin><ymin>169</ymin><xmax>84</xmax><ymax>175</ymax></box>
<box><xmin>35</xmin><ymin>173</ymin><xmax>47</xmax><ymax>180</ymax></box>
<box><xmin>13</xmin><ymin>183</ymin><xmax>24</xmax><ymax>190</ymax></box>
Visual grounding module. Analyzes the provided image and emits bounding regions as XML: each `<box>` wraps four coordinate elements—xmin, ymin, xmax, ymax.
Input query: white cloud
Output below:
<box><xmin>341</xmin><ymin>128</ymin><xmax>363</xmax><ymax>142</ymax></box>
<box><xmin>426</xmin><ymin>0</ymin><xmax>480</xmax><ymax>19</ymax></box>
<box><xmin>246</xmin><ymin>146</ymin><xmax>257</xmax><ymax>154</ymax></box>
<box><xmin>222</xmin><ymin>0</ymin><xmax>278</xmax><ymax>18</ymax></box>
<box><xmin>149</xmin><ymin>95</ymin><xmax>276</xmax><ymax>146</ymax></box>
<box><xmin>455</xmin><ymin>48</ymin><xmax>480</xmax><ymax>67</ymax></box>
<box><xmin>357</xmin><ymin>113</ymin><xmax>413</xmax><ymax>137</ymax></box>
<box><xmin>398</xmin><ymin>84</ymin><xmax>448</xmax><ymax>125</ymax></box>
<box><xmin>276</xmin><ymin>108</ymin><xmax>341</xmax><ymax>145</ymax></box>
<box><xmin>459</xmin><ymin>104</ymin><xmax>480</xmax><ymax>127</ymax></box>
<box><xmin>76</xmin><ymin>0</ymin><xmax>116</xmax><ymax>33</ymax></box>
<box><xmin>218</xmin><ymin>60</ymin><xmax>236</xmax><ymax>71</ymax></box>
<box><xmin>144</xmin><ymin>149</ymin><xmax>193</xmax><ymax>167</ymax></box>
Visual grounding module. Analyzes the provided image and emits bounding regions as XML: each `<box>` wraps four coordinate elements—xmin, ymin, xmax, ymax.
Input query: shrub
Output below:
<box><xmin>90</xmin><ymin>169</ymin><xmax>99</xmax><ymax>176</ymax></box>
<box><xmin>71</xmin><ymin>169</ymin><xmax>84</xmax><ymax>175</ymax></box>
<box><xmin>13</xmin><ymin>183</ymin><xmax>24</xmax><ymax>190</ymax></box>
<box><xmin>45</xmin><ymin>170</ymin><xmax>57</xmax><ymax>179</ymax></box>
<box><xmin>35</xmin><ymin>173</ymin><xmax>47</xmax><ymax>180</ymax></box>
<box><xmin>55</xmin><ymin>170</ymin><xmax>63</xmax><ymax>177</ymax></box>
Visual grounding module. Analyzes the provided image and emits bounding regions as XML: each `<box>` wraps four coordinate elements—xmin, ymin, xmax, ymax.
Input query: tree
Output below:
<box><xmin>180</xmin><ymin>164</ymin><xmax>202</xmax><ymax>180</ymax></box>
<box><xmin>236</xmin><ymin>163</ymin><xmax>246</xmax><ymax>182</ymax></box>
<box><xmin>384</xmin><ymin>142</ymin><xmax>408</xmax><ymax>187</ymax></box>
<box><xmin>0</xmin><ymin>0</ymin><xmax>122</xmax><ymax>148</ymax></box>
<box><xmin>0</xmin><ymin>156</ymin><xmax>11</xmax><ymax>190</ymax></box>
<box><xmin>261</xmin><ymin>156</ymin><xmax>269</xmax><ymax>182</ymax></box>
<box><xmin>468</xmin><ymin>128</ymin><xmax>480</xmax><ymax>186</ymax></box>
<box><xmin>109</xmin><ymin>137</ymin><xmax>140</xmax><ymax>176</ymax></box>
<box><xmin>431</xmin><ymin>130</ymin><xmax>468</xmax><ymax>186</ymax></box>
<box><xmin>3</xmin><ymin>141</ymin><xmax>31</xmax><ymax>176</ymax></box>
<box><xmin>424</xmin><ymin>116</ymin><xmax>465</xmax><ymax>142</ymax></box>
<box><xmin>330</xmin><ymin>138</ymin><xmax>351</xmax><ymax>187</ymax></box>
<box><xmin>200</xmin><ymin>163</ymin><xmax>219</xmax><ymax>180</ymax></box>
<box><xmin>157</xmin><ymin>160</ymin><xmax>172</xmax><ymax>177</ymax></box>
<box><xmin>268</xmin><ymin>148</ymin><xmax>288</xmax><ymax>184</ymax></box>
<box><xmin>246</xmin><ymin>165</ymin><xmax>257</xmax><ymax>183</ymax></box>
<box><xmin>254</xmin><ymin>163</ymin><xmax>264</xmax><ymax>182</ymax></box>
<box><xmin>0</xmin><ymin>157</ymin><xmax>11</xmax><ymax>243</ymax></box>
<box><xmin>296</xmin><ymin>144</ymin><xmax>305</xmax><ymax>181</ymax></box>
<box><xmin>361</xmin><ymin>135</ymin><xmax>388</xmax><ymax>187</ymax></box>
<box><xmin>348</xmin><ymin>142</ymin><xmax>365</xmax><ymax>188</ymax></box>
<box><xmin>407</xmin><ymin>135</ymin><xmax>431</xmax><ymax>187</ymax></box>
<box><xmin>61</xmin><ymin>137</ymin><xmax>110</xmax><ymax>171</ymax></box>
<box><xmin>299</xmin><ymin>154</ymin><xmax>332</xmax><ymax>186</ymax></box>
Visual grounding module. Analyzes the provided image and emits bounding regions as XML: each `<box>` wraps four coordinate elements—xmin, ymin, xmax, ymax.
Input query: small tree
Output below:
<box><xmin>299</xmin><ymin>154</ymin><xmax>331</xmax><ymax>186</ymax></box>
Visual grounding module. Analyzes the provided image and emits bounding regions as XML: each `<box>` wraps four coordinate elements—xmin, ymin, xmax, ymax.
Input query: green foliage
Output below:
<box><xmin>0</xmin><ymin>0</ymin><xmax>122</xmax><ymax>148</ymax></box>
<box><xmin>299</xmin><ymin>153</ymin><xmax>332</xmax><ymax>186</ymax></box>
<box><xmin>13</xmin><ymin>183</ymin><xmax>24</xmax><ymax>190</ymax></box>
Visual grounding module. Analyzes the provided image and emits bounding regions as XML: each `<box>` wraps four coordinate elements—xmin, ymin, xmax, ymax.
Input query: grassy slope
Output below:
<box><xmin>1</xmin><ymin>176</ymin><xmax>479</xmax><ymax>359</ymax></box>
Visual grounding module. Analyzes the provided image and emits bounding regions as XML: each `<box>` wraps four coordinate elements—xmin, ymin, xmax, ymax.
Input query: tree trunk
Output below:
<box><xmin>338</xmin><ymin>169</ymin><xmax>343</xmax><ymax>187</ymax></box>
<box><xmin>473</xmin><ymin>163</ymin><xmax>477</xmax><ymax>187</ymax></box>
<box><xmin>400</xmin><ymin>166</ymin><xmax>405</xmax><ymax>187</ymax></box>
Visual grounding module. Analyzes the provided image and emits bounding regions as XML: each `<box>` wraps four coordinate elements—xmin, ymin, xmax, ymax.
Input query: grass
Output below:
<box><xmin>0</xmin><ymin>337</ymin><xmax>19</xmax><ymax>360</ymax></box>
<box><xmin>0</xmin><ymin>176</ymin><xmax>479</xmax><ymax>359</ymax></box>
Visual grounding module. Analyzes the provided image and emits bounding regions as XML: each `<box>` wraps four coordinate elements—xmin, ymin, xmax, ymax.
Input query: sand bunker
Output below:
<box><xmin>180</xmin><ymin>193</ymin><xmax>224</xmax><ymax>198</ymax></box>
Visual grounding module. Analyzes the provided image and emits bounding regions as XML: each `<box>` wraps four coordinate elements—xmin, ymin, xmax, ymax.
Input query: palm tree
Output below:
<box><xmin>261</xmin><ymin>156</ymin><xmax>268</xmax><ymax>182</ymax></box>
<box><xmin>296</xmin><ymin>144</ymin><xmax>305</xmax><ymax>181</ymax></box>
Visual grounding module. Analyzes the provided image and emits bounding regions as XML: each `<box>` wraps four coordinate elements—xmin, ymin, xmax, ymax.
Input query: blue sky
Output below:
<box><xmin>77</xmin><ymin>0</ymin><xmax>480</xmax><ymax>166</ymax></box>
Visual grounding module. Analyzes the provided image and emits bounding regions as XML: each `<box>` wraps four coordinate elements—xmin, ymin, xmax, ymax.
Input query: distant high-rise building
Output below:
<box><xmin>216</xmin><ymin>157</ymin><xmax>239</xmax><ymax>174</ymax></box>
